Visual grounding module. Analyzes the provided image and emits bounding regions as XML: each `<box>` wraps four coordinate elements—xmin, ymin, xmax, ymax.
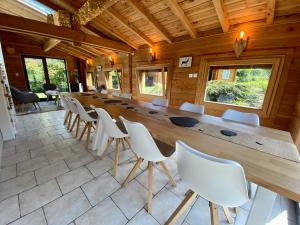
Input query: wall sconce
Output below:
<box><xmin>234</xmin><ymin>31</ymin><xmax>249</xmax><ymax>58</ymax></box>
<box><xmin>86</xmin><ymin>59</ymin><xmax>93</xmax><ymax>65</ymax></box>
<box><xmin>109</xmin><ymin>55</ymin><xmax>114</xmax><ymax>66</ymax></box>
<box><xmin>148</xmin><ymin>48</ymin><xmax>156</xmax><ymax>62</ymax></box>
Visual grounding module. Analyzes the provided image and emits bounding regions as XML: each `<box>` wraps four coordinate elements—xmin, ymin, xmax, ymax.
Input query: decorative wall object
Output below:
<box><xmin>234</xmin><ymin>31</ymin><xmax>249</xmax><ymax>58</ymax></box>
<box><xmin>179</xmin><ymin>56</ymin><xmax>192</xmax><ymax>68</ymax></box>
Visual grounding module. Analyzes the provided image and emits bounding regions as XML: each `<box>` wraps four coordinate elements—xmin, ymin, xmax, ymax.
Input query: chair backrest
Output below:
<box><xmin>222</xmin><ymin>109</ymin><xmax>260</xmax><ymax>127</ymax></box>
<box><xmin>71</xmin><ymin>97</ymin><xmax>94</xmax><ymax>121</ymax></box>
<box><xmin>151</xmin><ymin>98</ymin><xmax>168</xmax><ymax>107</ymax></box>
<box><xmin>101</xmin><ymin>89</ymin><xmax>108</xmax><ymax>95</ymax></box>
<box><xmin>94</xmin><ymin>108</ymin><xmax>127</xmax><ymax>138</ymax></box>
<box><xmin>60</xmin><ymin>95</ymin><xmax>69</xmax><ymax>110</ymax></box>
<box><xmin>112</xmin><ymin>90</ymin><xmax>121</xmax><ymax>97</ymax></box>
<box><xmin>64</xmin><ymin>97</ymin><xmax>78</xmax><ymax>114</ymax></box>
<box><xmin>120</xmin><ymin>92</ymin><xmax>132</xmax><ymax>100</ymax></box>
<box><xmin>120</xmin><ymin>116</ymin><xmax>166</xmax><ymax>162</ymax></box>
<box><xmin>179</xmin><ymin>102</ymin><xmax>204</xmax><ymax>114</ymax></box>
<box><xmin>176</xmin><ymin>140</ymin><xmax>249</xmax><ymax>207</ymax></box>
<box><xmin>10</xmin><ymin>86</ymin><xmax>24</xmax><ymax>100</ymax></box>
<box><xmin>43</xmin><ymin>83</ymin><xmax>57</xmax><ymax>91</ymax></box>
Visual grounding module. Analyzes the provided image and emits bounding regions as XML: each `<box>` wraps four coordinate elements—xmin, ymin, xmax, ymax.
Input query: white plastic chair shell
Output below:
<box><xmin>65</xmin><ymin>96</ymin><xmax>79</xmax><ymax>115</ymax></box>
<box><xmin>179</xmin><ymin>102</ymin><xmax>204</xmax><ymax>114</ymax></box>
<box><xmin>222</xmin><ymin>109</ymin><xmax>260</xmax><ymax>127</ymax></box>
<box><xmin>151</xmin><ymin>98</ymin><xmax>168</xmax><ymax>107</ymax></box>
<box><xmin>101</xmin><ymin>89</ymin><xmax>108</xmax><ymax>95</ymax></box>
<box><xmin>112</xmin><ymin>90</ymin><xmax>121</xmax><ymax>97</ymax></box>
<box><xmin>95</xmin><ymin>108</ymin><xmax>128</xmax><ymax>139</ymax></box>
<box><xmin>120</xmin><ymin>116</ymin><xmax>166</xmax><ymax>162</ymax></box>
<box><xmin>71</xmin><ymin>97</ymin><xmax>96</xmax><ymax>122</ymax></box>
<box><xmin>176</xmin><ymin>140</ymin><xmax>249</xmax><ymax>208</ymax></box>
<box><xmin>120</xmin><ymin>92</ymin><xmax>132</xmax><ymax>99</ymax></box>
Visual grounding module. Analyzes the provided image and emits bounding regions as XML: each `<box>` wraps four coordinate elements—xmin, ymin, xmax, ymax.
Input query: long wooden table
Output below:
<box><xmin>70</xmin><ymin>92</ymin><xmax>300</xmax><ymax>225</ymax></box>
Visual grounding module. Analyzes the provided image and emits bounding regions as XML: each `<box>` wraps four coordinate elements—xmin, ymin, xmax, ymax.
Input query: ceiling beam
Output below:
<box><xmin>55</xmin><ymin>45</ymin><xmax>88</xmax><ymax>60</ymax></box>
<box><xmin>165</xmin><ymin>0</ymin><xmax>197</xmax><ymax>38</ymax></box>
<box><xmin>60</xmin><ymin>43</ymin><xmax>94</xmax><ymax>59</ymax></box>
<box><xmin>106</xmin><ymin>8</ymin><xmax>153</xmax><ymax>47</ymax></box>
<box><xmin>127</xmin><ymin>0</ymin><xmax>173</xmax><ymax>43</ymax></box>
<box><xmin>0</xmin><ymin>13</ymin><xmax>134</xmax><ymax>53</ymax></box>
<box><xmin>82</xmin><ymin>45</ymin><xmax>109</xmax><ymax>57</ymax></box>
<box><xmin>266</xmin><ymin>0</ymin><xmax>276</xmax><ymax>24</ymax></box>
<box><xmin>212</xmin><ymin>0</ymin><xmax>230</xmax><ymax>32</ymax></box>
<box><xmin>90</xmin><ymin>19</ymin><xmax>139</xmax><ymax>49</ymax></box>
<box><xmin>43</xmin><ymin>38</ymin><xmax>61</xmax><ymax>51</ymax></box>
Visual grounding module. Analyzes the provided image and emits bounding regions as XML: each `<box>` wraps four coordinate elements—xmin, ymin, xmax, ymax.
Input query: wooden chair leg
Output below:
<box><xmin>75</xmin><ymin>116</ymin><xmax>81</xmax><ymax>137</ymax></box>
<box><xmin>223</xmin><ymin>207</ymin><xmax>233</xmax><ymax>224</ymax></box>
<box><xmin>79</xmin><ymin>122</ymin><xmax>88</xmax><ymax>140</ymax></box>
<box><xmin>67</xmin><ymin>113</ymin><xmax>73</xmax><ymax>130</ymax></box>
<box><xmin>159</xmin><ymin>162</ymin><xmax>176</xmax><ymax>187</ymax></box>
<box><xmin>70</xmin><ymin>115</ymin><xmax>78</xmax><ymax>132</ymax></box>
<box><xmin>86</xmin><ymin>122</ymin><xmax>92</xmax><ymax>150</ymax></box>
<box><xmin>210</xmin><ymin>202</ymin><xmax>220</xmax><ymax>225</ymax></box>
<box><xmin>122</xmin><ymin>157</ymin><xmax>143</xmax><ymax>187</ymax></box>
<box><xmin>100</xmin><ymin>138</ymin><xmax>114</xmax><ymax>159</ymax></box>
<box><xmin>112</xmin><ymin>139</ymin><xmax>120</xmax><ymax>177</ymax></box>
<box><xmin>120</xmin><ymin>138</ymin><xmax>126</xmax><ymax>150</ymax></box>
<box><xmin>64</xmin><ymin>111</ymin><xmax>70</xmax><ymax>125</ymax></box>
<box><xmin>234</xmin><ymin>207</ymin><xmax>239</xmax><ymax>214</ymax></box>
<box><xmin>165</xmin><ymin>190</ymin><xmax>197</xmax><ymax>225</ymax></box>
<box><xmin>147</xmin><ymin>161</ymin><xmax>153</xmax><ymax>214</ymax></box>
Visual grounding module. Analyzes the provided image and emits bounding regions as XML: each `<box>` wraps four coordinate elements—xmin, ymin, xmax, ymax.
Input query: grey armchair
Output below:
<box><xmin>10</xmin><ymin>86</ymin><xmax>40</xmax><ymax>112</ymax></box>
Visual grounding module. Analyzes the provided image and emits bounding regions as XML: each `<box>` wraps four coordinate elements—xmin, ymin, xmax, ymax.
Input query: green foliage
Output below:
<box><xmin>46</xmin><ymin>58</ymin><xmax>68</xmax><ymax>92</ymax></box>
<box><xmin>205</xmin><ymin>68</ymin><xmax>271</xmax><ymax>108</ymax></box>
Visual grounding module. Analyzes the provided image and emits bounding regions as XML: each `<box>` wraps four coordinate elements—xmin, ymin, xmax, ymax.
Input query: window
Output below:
<box><xmin>137</xmin><ymin>67</ymin><xmax>167</xmax><ymax>96</ymax></box>
<box><xmin>23</xmin><ymin>56</ymin><xmax>69</xmax><ymax>99</ymax></box>
<box><xmin>205</xmin><ymin>64</ymin><xmax>272</xmax><ymax>109</ymax></box>
<box><xmin>105</xmin><ymin>70</ymin><xmax>121</xmax><ymax>90</ymax></box>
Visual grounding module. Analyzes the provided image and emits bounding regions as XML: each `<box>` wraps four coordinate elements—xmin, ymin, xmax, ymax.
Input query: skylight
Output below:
<box><xmin>17</xmin><ymin>0</ymin><xmax>55</xmax><ymax>15</ymax></box>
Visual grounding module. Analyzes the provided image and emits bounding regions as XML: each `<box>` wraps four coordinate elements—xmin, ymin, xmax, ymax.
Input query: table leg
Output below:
<box><xmin>238</xmin><ymin>186</ymin><xmax>277</xmax><ymax>225</ymax></box>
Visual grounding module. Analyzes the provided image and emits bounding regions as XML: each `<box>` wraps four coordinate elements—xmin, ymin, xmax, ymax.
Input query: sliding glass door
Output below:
<box><xmin>23</xmin><ymin>56</ymin><xmax>69</xmax><ymax>99</ymax></box>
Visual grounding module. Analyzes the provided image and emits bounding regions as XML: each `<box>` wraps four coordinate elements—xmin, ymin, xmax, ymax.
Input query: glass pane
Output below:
<box><xmin>24</xmin><ymin>57</ymin><xmax>46</xmax><ymax>98</ymax></box>
<box><xmin>205</xmin><ymin>64</ymin><xmax>272</xmax><ymax>109</ymax></box>
<box><xmin>46</xmin><ymin>58</ymin><xmax>69</xmax><ymax>92</ymax></box>
<box><xmin>107</xmin><ymin>71</ymin><xmax>120</xmax><ymax>90</ymax></box>
<box><xmin>139</xmin><ymin>69</ymin><xmax>164</xmax><ymax>96</ymax></box>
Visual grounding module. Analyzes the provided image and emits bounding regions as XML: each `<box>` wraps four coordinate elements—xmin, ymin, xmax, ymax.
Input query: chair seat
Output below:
<box><xmin>154</xmin><ymin>139</ymin><xmax>175</xmax><ymax>157</ymax></box>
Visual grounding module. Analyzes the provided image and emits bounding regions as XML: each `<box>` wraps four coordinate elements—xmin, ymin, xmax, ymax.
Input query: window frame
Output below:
<box><xmin>103</xmin><ymin>67</ymin><xmax>123</xmax><ymax>91</ymax></box>
<box><xmin>195</xmin><ymin>53</ymin><xmax>286</xmax><ymax>118</ymax></box>
<box><xmin>135</xmin><ymin>65</ymin><xmax>168</xmax><ymax>100</ymax></box>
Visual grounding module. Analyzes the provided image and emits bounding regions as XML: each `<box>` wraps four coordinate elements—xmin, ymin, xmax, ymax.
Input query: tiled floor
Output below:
<box><xmin>0</xmin><ymin>110</ymin><xmax>297</xmax><ymax>225</ymax></box>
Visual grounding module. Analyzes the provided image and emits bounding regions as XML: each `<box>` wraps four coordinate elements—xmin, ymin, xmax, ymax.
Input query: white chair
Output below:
<box><xmin>120</xmin><ymin>92</ymin><xmax>132</xmax><ymax>99</ymax></box>
<box><xmin>222</xmin><ymin>109</ymin><xmax>260</xmax><ymax>127</ymax></box>
<box><xmin>165</xmin><ymin>141</ymin><xmax>249</xmax><ymax>225</ymax></box>
<box><xmin>101</xmin><ymin>89</ymin><xmax>108</xmax><ymax>95</ymax></box>
<box><xmin>64</xmin><ymin>97</ymin><xmax>80</xmax><ymax>133</ymax></box>
<box><xmin>151</xmin><ymin>98</ymin><xmax>168</xmax><ymax>107</ymax></box>
<box><xmin>94</xmin><ymin>108</ymin><xmax>134</xmax><ymax>176</ymax></box>
<box><xmin>120</xmin><ymin>117</ymin><xmax>176</xmax><ymax>213</ymax></box>
<box><xmin>112</xmin><ymin>90</ymin><xmax>121</xmax><ymax>97</ymax></box>
<box><xmin>72</xmin><ymin>98</ymin><xmax>97</xmax><ymax>150</ymax></box>
<box><xmin>179</xmin><ymin>102</ymin><xmax>204</xmax><ymax>114</ymax></box>
<box><xmin>60</xmin><ymin>95</ymin><xmax>71</xmax><ymax>127</ymax></box>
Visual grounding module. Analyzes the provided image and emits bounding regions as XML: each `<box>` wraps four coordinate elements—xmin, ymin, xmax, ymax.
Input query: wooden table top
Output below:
<box><xmin>69</xmin><ymin>92</ymin><xmax>300</xmax><ymax>202</ymax></box>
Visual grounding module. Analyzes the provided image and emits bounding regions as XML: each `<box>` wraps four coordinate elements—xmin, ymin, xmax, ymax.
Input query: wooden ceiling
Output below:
<box><xmin>0</xmin><ymin>0</ymin><xmax>299</xmax><ymax>60</ymax></box>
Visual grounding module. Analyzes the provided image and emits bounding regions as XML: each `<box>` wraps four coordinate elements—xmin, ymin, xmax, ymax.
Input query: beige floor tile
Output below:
<box><xmin>112</xmin><ymin>179</ymin><xmax>148</xmax><ymax>219</ymax></box>
<box><xmin>44</xmin><ymin>188</ymin><xmax>91</xmax><ymax>225</ymax></box>
<box><xmin>86</xmin><ymin>157</ymin><xmax>113</xmax><ymax>177</ymax></box>
<box><xmin>126</xmin><ymin>209</ymin><xmax>160</xmax><ymax>225</ymax></box>
<box><xmin>2</xmin><ymin>150</ymin><xmax>30</xmax><ymax>168</ymax></box>
<box><xmin>65</xmin><ymin>152</ymin><xmax>95</xmax><ymax>170</ymax></box>
<box><xmin>17</xmin><ymin>156</ymin><xmax>49</xmax><ymax>176</ymax></box>
<box><xmin>9</xmin><ymin>209</ymin><xmax>47</xmax><ymax>225</ymax></box>
<box><xmin>0</xmin><ymin>172</ymin><xmax>36</xmax><ymax>201</ymax></box>
<box><xmin>19</xmin><ymin>179</ymin><xmax>61</xmax><ymax>216</ymax></box>
<box><xmin>82</xmin><ymin>172</ymin><xmax>120</xmax><ymax>206</ymax></box>
<box><xmin>35</xmin><ymin>160</ymin><xmax>70</xmax><ymax>184</ymax></box>
<box><xmin>57</xmin><ymin>166</ymin><xmax>93</xmax><ymax>194</ymax></box>
<box><xmin>75</xmin><ymin>198</ymin><xmax>128</xmax><ymax>225</ymax></box>
<box><xmin>0</xmin><ymin>164</ymin><xmax>16</xmax><ymax>182</ymax></box>
<box><xmin>0</xmin><ymin>195</ymin><xmax>20</xmax><ymax>225</ymax></box>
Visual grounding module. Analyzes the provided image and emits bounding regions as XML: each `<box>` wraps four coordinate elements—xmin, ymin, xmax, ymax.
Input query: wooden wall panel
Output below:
<box><xmin>0</xmin><ymin>31</ymin><xmax>78</xmax><ymax>91</ymax></box>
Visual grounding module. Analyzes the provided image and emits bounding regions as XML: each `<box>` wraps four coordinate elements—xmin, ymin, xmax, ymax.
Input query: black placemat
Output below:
<box><xmin>104</xmin><ymin>100</ymin><xmax>123</xmax><ymax>104</ymax></box>
<box><xmin>220</xmin><ymin>130</ymin><xmax>237</xmax><ymax>137</ymax></box>
<box><xmin>169</xmin><ymin>117</ymin><xmax>199</xmax><ymax>127</ymax></box>
<box><xmin>121</xmin><ymin>103</ymin><xmax>129</xmax><ymax>105</ymax></box>
<box><xmin>80</xmin><ymin>93</ymin><xmax>95</xmax><ymax>96</ymax></box>
<box><xmin>126</xmin><ymin>106</ymin><xmax>134</xmax><ymax>109</ymax></box>
<box><xmin>149</xmin><ymin>111</ymin><xmax>158</xmax><ymax>114</ymax></box>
